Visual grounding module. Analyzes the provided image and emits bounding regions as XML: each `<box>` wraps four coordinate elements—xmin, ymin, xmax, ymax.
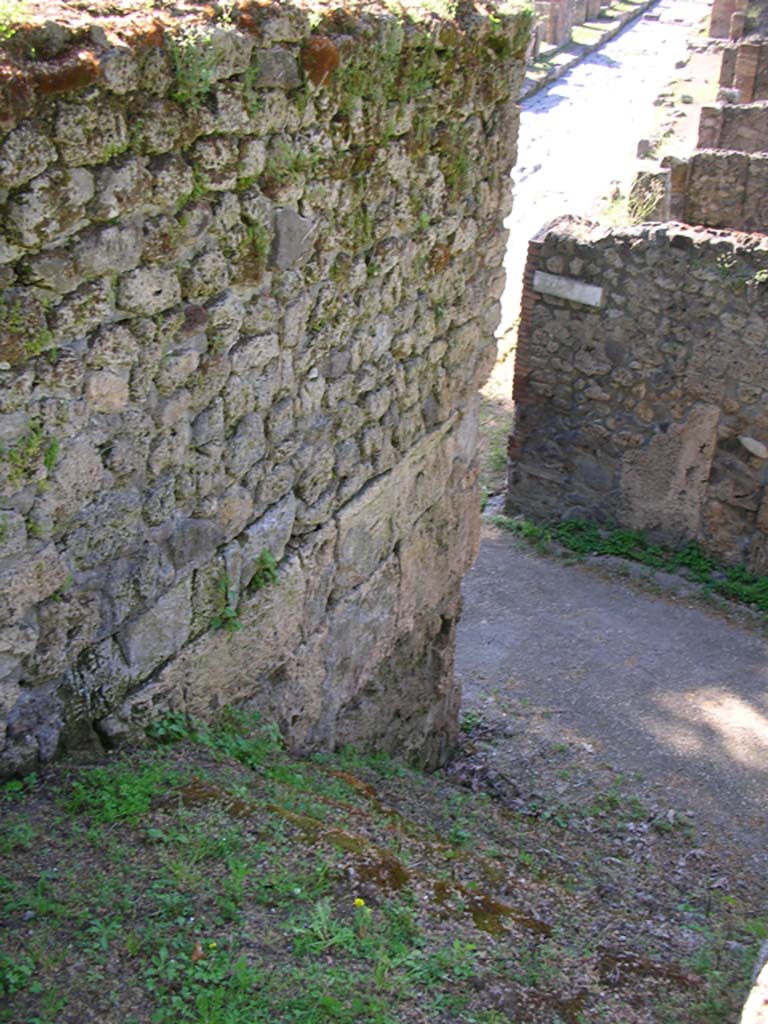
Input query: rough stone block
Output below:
<box><xmin>0</xmin><ymin>545</ymin><xmax>71</xmax><ymax>625</ymax></box>
<box><xmin>55</xmin><ymin>100</ymin><xmax>128</xmax><ymax>167</ymax></box>
<box><xmin>166</xmin><ymin>518</ymin><xmax>224</xmax><ymax>574</ymax></box>
<box><xmin>73</xmin><ymin>223</ymin><xmax>144</xmax><ymax>279</ymax></box>
<box><xmin>254</xmin><ymin>48</ymin><xmax>301</xmax><ymax>90</ymax></box>
<box><xmin>0</xmin><ymin>124</ymin><xmax>57</xmax><ymax>189</ymax></box>
<box><xmin>99</xmin><ymin>47</ymin><xmax>140</xmax><ymax>94</ymax></box>
<box><xmin>118</xmin><ymin>577</ymin><xmax>193</xmax><ymax>680</ymax></box>
<box><xmin>65</xmin><ymin>488</ymin><xmax>144</xmax><ymax>570</ymax></box>
<box><xmin>271</xmin><ymin>208</ymin><xmax>316</xmax><ymax>270</ymax></box>
<box><xmin>335</xmin><ymin>475</ymin><xmax>397</xmax><ymax>594</ymax></box>
<box><xmin>6</xmin><ymin>168</ymin><xmax>94</xmax><ymax>248</ymax></box>
<box><xmin>92</xmin><ymin>157</ymin><xmax>152</xmax><ymax>221</ymax></box>
<box><xmin>36</xmin><ymin>440</ymin><xmax>104</xmax><ymax>530</ymax></box>
<box><xmin>117</xmin><ymin>268</ymin><xmax>181</xmax><ymax>316</ymax></box>
<box><xmin>240</xmin><ymin>493</ymin><xmax>297</xmax><ymax>583</ymax></box>
<box><xmin>51</xmin><ymin>280</ymin><xmax>115</xmax><ymax>340</ymax></box>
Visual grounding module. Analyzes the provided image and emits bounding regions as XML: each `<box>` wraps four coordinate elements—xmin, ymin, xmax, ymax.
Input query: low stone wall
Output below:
<box><xmin>509</xmin><ymin>218</ymin><xmax>768</xmax><ymax>571</ymax></box>
<box><xmin>698</xmin><ymin>101</ymin><xmax>768</xmax><ymax>152</ymax></box>
<box><xmin>681</xmin><ymin>149</ymin><xmax>768</xmax><ymax>232</ymax></box>
<box><xmin>0</xmin><ymin>1</ymin><xmax>530</xmax><ymax>775</ymax></box>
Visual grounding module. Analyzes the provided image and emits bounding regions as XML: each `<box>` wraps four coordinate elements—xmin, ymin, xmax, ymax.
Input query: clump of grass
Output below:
<box><xmin>63</xmin><ymin>760</ymin><xmax>186</xmax><ymax>825</ymax></box>
<box><xmin>2</xmin><ymin>422</ymin><xmax>59</xmax><ymax>488</ymax></box>
<box><xmin>166</xmin><ymin>25</ymin><xmax>217</xmax><ymax>107</ymax></box>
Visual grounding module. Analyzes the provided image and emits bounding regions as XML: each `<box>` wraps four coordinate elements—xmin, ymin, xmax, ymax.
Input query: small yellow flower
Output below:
<box><xmin>354</xmin><ymin>897</ymin><xmax>366</xmax><ymax>908</ymax></box>
<box><xmin>209</xmin><ymin>942</ymin><xmax>217</xmax><ymax>949</ymax></box>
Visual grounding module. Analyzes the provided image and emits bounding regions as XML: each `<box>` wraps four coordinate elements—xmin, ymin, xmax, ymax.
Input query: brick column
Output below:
<box><xmin>735</xmin><ymin>42</ymin><xmax>760</xmax><ymax>103</ymax></box>
<box><xmin>730</xmin><ymin>10</ymin><xmax>746</xmax><ymax>39</ymax></box>
<box><xmin>754</xmin><ymin>41</ymin><xmax>768</xmax><ymax>100</ymax></box>
<box><xmin>661</xmin><ymin>156</ymin><xmax>689</xmax><ymax>222</ymax></box>
<box><xmin>709</xmin><ymin>0</ymin><xmax>737</xmax><ymax>38</ymax></box>
<box><xmin>720</xmin><ymin>44</ymin><xmax>738</xmax><ymax>87</ymax></box>
<box><xmin>547</xmin><ymin>0</ymin><xmax>574</xmax><ymax>46</ymax></box>
<box><xmin>508</xmin><ymin>236</ymin><xmax>544</xmax><ymax>470</ymax></box>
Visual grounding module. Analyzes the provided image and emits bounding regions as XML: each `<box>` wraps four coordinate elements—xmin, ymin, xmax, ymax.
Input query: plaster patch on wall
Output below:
<box><xmin>619</xmin><ymin>403</ymin><xmax>720</xmax><ymax>544</ymax></box>
<box><xmin>532</xmin><ymin>270</ymin><xmax>603</xmax><ymax>306</ymax></box>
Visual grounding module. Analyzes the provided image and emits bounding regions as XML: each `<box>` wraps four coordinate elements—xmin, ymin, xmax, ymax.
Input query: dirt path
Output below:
<box><xmin>457</xmin><ymin>524</ymin><xmax>768</xmax><ymax>885</ymax></box>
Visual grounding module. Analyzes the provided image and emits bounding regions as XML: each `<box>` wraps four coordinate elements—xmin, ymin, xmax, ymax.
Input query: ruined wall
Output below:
<box><xmin>680</xmin><ymin>149</ymin><xmax>768</xmax><ymax>232</ymax></box>
<box><xmin>638</xmin><ymin>101</ymin><xmax>768</xmax><ymax>231</ymax></box>
<box><xmin>509</xmin><ymin>218</ymin><xmax>768</xmax><ymax>571</ymax></box>
<box><xmin>0</xmin><ymin>1</ymin><xmax>530</xmax><ymax>776</ymax></box>
<box><xmin>698</xmin><ymin>101</ymin><xmax>768</xmax><ymax>151</ymax></box>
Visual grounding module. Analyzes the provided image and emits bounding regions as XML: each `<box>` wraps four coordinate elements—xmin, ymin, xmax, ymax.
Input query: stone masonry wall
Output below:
<box><xmin>681</xmin><ymin>149</ymin><xmax>768</xmax><ymax>232</ymax></box>
<box><xmin>698</xmin><ymin>101</ymin><xmax>768</xmax><ymax>152</ymax></box>
<box><xmin>679</xmin><ymin>149</ymin><xmax>768</xmax><ymax>231</ymax></box>
<box><xmin>0</xmin><ymin>1</ymin><xmax>530</xmax><ymax>776</ymax></box>
<box><xmin>508</xmin><ymin>218</ymin><xmax>768</xmax><ymax>571</ymax></box>
<box><xmin>656</xmin><ymin>148</ymin><xmax>768</xmax><ymax>234</ymax></box>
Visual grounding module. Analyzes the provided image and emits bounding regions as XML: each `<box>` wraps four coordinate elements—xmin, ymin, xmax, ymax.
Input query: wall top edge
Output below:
<box><xmin>0</xmin><ymin>0</ymin><xmax>532</xmax><ymax>130</ymax></box>
<box><xmin>538</xmin><ymin>215</ymin><xmax>768</xmax><ymax>252</ymax></box>
<box><xmin>0</xmin><ymin>0</ymin><xmax>533</xmax><ymax>59</ymax></box>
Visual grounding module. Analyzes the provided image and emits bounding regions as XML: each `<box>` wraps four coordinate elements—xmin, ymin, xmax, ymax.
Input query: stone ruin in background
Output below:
<box><xmin>507</xmin><ymin>17</ymin><xmax>768</xmax><ymax>573</ymax></box>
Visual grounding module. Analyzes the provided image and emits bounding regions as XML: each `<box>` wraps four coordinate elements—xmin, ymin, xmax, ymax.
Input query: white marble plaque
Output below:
<box><xmin>533</xmin><ymin>271</ymin><xmax>603</xmax><ymax>307</ymax></box>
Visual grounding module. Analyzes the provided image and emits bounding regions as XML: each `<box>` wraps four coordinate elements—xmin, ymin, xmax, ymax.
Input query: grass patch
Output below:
<box><xmin>0</xmin><ymin>709</ymin><xmax>763</xmax><ymax>1023</ymax></box>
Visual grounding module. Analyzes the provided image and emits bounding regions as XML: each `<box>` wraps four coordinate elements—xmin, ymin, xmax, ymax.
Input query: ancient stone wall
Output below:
<box><xmin>509</xmin><ymin>218</ymin><xmax>768</xmax><ymax>571</ymax></box>
<box><xmin>681</xmin><ymin>149</ymin><xmax>768</xmax><ymax>232</ymax></box>
<box><xmin>0</xmin><ymin>1</ymin><xmax>530</xmax><ymax>776</ymax></box>
<box><xmin>698</xmin><ymin>101</ymin><xmax>768</xmax><ymax>151</ymax></box>
<box><xmin>637</xmin><ymin>100</ymin><xmax>768</xmax><ymax>232</ymax></box>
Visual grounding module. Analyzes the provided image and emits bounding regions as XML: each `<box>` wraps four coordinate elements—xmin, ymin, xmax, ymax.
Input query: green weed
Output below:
<box><xmin>212</xmin><ymin>574</ymin><xmax>242</xmax><ymax>633</ymax></box>
<box><xmin>0</xmin><ymin>951</ymin><xmax>35</xmax><ymax>998</ymax></box>
<box><xmin>63</xmin><ymin>761</ymin><xmax>185</xmax><ymax>825</ymax></box>
<box><xmin>167</xmin><ymin>26</ymin><xmax>218</xmax><ymax>107</ymax></box>
<box><xmin>205</xmin><ymin>708</ymin><xmax>283</xmax><ymax>769</ymax></box>
<box><xmin>0</xmin><ymin>820</ymin><xmax>37</xmax><ymax>855</ymax></box>
<box><xmin>2</xmin><ymin>423</ymin><xmax>59</xmax><ymax>487</ymax></box>
<box><xmin>292</xmin><ymin>897</ymin><xmax>358</xmax><ymax>956</ymax></box>
<box><xmin>146</xmin><ymin>712</ymin><xmax>194</xmax><ymax>745</ymax></box>
<box><xmin>248</xmin><ymin>548</ymin><xmax>278</xmax><ymax>591</ymax></box>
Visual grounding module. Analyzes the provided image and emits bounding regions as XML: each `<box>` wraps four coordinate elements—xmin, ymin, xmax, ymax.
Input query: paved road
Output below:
<box><xmin>457</xmin><ymin>529</ymin><xmax>768</xmax><ymax>875</ymax></box>
<box><xmin>499</xmin><ymin>0</ymin><xmax>712</xmax><ymax>333</ymax></box>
